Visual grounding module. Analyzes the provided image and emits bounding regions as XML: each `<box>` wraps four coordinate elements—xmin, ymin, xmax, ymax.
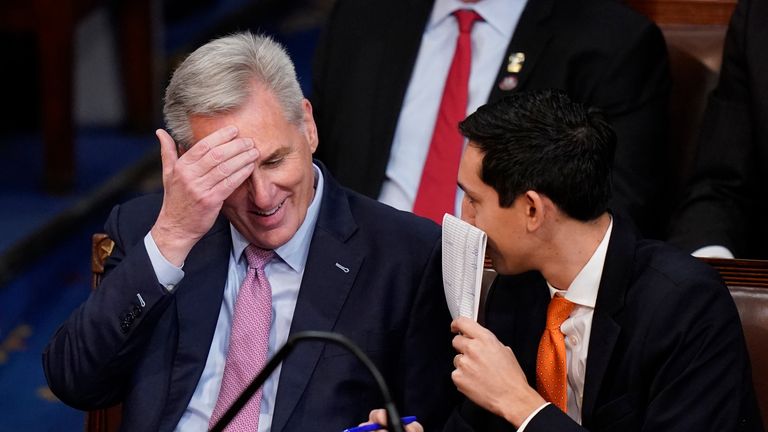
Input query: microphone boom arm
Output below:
<box><xmin>209</xmin><ymin>330</ymin><xmax>404</xmax><ymax>432</ymax></box>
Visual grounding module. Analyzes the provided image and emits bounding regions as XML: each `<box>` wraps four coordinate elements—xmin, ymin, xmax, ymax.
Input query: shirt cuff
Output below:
<box><xmin>144</xmin><ymin>232</ymin><xmax>185</xmax><ymax>291</ymax></box>
<box><xmin>691</xmin><ymin>245</ymin><xmax>735</xmax><ymax>259</ymax></box>
<box><xmin>516</xmin><ymin>402</ymin><xmax>551</xmax><ymax>432</ymax></box>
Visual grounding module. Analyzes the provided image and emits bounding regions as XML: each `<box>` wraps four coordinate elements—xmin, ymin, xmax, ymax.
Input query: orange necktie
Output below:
<box><xmin>536</xmin><ymin>295</ymin><xmax>575</xmax><ymax>412</ymax></box>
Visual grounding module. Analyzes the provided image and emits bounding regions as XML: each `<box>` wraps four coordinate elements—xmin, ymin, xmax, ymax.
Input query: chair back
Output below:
<box><xmin>86</xmin><ymin>233</ymin><xmax>122</xmax><ymax>432</ymax></box>
<box><xmin>703</xmin><ymin>258</ymin><xmax>768</xmax><ymax>427</ymax></box>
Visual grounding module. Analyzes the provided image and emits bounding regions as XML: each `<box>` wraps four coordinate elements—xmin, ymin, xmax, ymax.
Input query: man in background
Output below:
<box><xmin>312</xmin><ymin>0</ymin><xmax>670</xmax><ymax>237</ymax></box>
<box><xmin>669</xmin><ymin>0</ymin><xmax>768</xmax><ymax>259</ymax></box>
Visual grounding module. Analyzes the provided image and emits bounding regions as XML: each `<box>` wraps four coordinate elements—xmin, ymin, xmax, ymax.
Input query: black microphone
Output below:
<box><xmin>209</xmin><ymin>330</ymin><xmax>404</xmax><ymax>432</ymax></box>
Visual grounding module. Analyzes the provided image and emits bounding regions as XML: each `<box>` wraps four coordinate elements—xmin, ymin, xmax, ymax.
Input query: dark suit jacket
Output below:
<box><xmin>444</xmin><ymin>214</ymin><xmax>762</xmax><ymax>431</ymax></box>
<box><xmin>43</xmin><ymin>163</ymin><xmax>457</xmax><ymax>431</ymax></box>
<box><xmin>669</xmin><ymin>0</ymin><xmax>768</xmax><ymax>258</ymax></box>
<box><xmin>312</xmin><ymin>0</ymin><xmax>670</xmax><ymax>237</ymax></box>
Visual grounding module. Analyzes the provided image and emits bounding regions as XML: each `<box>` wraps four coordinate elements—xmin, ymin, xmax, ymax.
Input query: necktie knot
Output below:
<box><xmin>453</xmin><ymin>9</ymin><xmax>482</xmax><ymax>34</ymax></box>
<box><xmin>545</xmin><ymin>295</ymin><xmax>575</xmax><ymax>330</ymax></box>
<box><xmin>244</xmin><ymin>244</ymin><xmax>274</xmax><ymax>270</ymax></box>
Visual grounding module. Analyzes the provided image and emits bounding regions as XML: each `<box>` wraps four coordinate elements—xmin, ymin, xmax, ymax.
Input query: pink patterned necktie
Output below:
<box><xmin>209</xmin><ymin>244</ymin><xmax>275</xmax><ymax>431</ymax></box>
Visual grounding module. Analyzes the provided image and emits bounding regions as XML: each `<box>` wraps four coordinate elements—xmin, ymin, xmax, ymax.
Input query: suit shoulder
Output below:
<box><xmin>555</xmin><ymin>0</ymin><xmax>662</xmax><ymax>47</ymax></box>
<box><xmin>344</xmin><ymin>189</ymin><xmax>441</xmax><ymax>243</ymax></box>
<box><xmin>104</xmin><ymin>194</ymin><xmax>163</xmax><ymax>240</ymax></box>
<box><xmin>631</xmin><ymin>240</ymin><xmax>735</xmax><ymax>308</ymax></box>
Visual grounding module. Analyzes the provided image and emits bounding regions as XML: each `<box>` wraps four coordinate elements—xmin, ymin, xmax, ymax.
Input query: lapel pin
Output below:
<box><xmin>507</xmin><ymin>52</ymin><xmax>525</xmax><ymax>73</ymax></box>
<box><xmin>498</xmin><ymin>75</ymin><xmax>519</xmax><ymax>91</ymax></box>
<box><xmin>335</xmin><ymin>262</ymin><xmax>350</xmax><ymax>273</ymax></box>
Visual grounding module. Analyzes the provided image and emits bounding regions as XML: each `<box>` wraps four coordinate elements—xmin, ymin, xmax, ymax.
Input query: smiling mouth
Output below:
<box><xmin>253</xmin><ymin>199</ymin><xmax>286</xmax><ymax>217</ymax></box>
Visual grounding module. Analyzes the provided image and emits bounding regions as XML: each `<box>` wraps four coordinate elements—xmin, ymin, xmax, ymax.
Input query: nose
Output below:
<box><xmin>247</xmin><ymin>170</ymin><xmax>277</xmax><ymax>209</ymax></box>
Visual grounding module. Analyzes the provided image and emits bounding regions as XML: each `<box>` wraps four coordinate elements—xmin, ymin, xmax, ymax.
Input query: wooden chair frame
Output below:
<box><xmin>87</xmin><ymin>234</ymin><xmax>121</xmax><ymax>432</ymax></box>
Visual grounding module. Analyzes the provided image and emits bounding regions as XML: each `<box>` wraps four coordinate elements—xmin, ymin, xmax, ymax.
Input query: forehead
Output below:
<box><xmin>459</xmin><ymin>144</ymin><xmax>484</xmax><ymax>183</ymax></box>
<box><xmin>189</xmin><ymin>85</ymin><xmax>295</xmax><ymax>145</ymax></box>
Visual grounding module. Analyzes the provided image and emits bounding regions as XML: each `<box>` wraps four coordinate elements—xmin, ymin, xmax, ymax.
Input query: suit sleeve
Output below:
<box><xmin>668</xmin><ymin>0</ymin><xmax>754</xmax><ymax>255</ymax></box>
<box><xmin>42</xmin><ymin>203</ymin><xmax>175</xmax><ymax>410</ymax></box>
<box><xmin>397</xmin><ymin>238</ymin><xmax>461</xmax><ymax>431</ymax></box>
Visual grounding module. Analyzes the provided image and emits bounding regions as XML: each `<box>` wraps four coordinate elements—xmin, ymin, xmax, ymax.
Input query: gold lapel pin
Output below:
<box><xmin>507</xmin><ymin>52</ymin><xmax>525</xmax><ymax>74</ymax></box>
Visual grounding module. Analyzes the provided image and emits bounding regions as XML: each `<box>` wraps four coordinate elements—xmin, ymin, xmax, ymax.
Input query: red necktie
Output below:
<box><xmin>413</xmin><ymin>9</ymin><xmax>482</xmax><ymax>224</ymax></box>
<box><xmin>536</xmin><ymin>295</ymin><xmax>575</xmax><ymax>412</ymax></box>
<box><xmin>209</xmin><ymin>245</ymin><xmax>274</xmax><ymax>431</ymax></box>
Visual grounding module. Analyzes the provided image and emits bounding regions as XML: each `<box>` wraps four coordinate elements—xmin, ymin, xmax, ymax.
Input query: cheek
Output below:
<box><xmin>460</xmin><ymin>202</ymin><xmax>475</xmax><ymax>223</ymax></box>
<box><xmin>222</xmin><ymin>185</ymin><xmax>249</xmax><ymax>209</ymax></box>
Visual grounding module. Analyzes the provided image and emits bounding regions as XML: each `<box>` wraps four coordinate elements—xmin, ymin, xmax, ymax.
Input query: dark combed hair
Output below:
<box><xmin>459</xmin><ymin>89</ymin><xmax>616</xmax><ymax>221</ymax></box>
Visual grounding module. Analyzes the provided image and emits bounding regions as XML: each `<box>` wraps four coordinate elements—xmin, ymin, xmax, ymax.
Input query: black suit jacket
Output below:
<box><xmin>43</xmin><ymin>163</ymin><xmax>457</xmax><ymax>431</ymax></box>
<box><xmin>443</xmin><ymin>214</ymin><xmax>762</xmax><ymax>431</ymax></box>
<box><xmin>312</xmin><ymin>0</ymin><xmax>670</xmax><ymax>237</ymax></box>
<box><xmin>669</xmin><ymin>0</ymin><xmax>768</xmax><ymax>258</ymax></box>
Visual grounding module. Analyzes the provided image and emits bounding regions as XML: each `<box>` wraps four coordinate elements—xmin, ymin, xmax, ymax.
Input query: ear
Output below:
<box><xmin>523</xmin><ymin>190</ymin><xmax>546</xmax><ymax>231</ymax></box>
<box><xmin>301</xmin><ymin>99</ymin><xmax>319</xmax><ymax>154</ymax></box>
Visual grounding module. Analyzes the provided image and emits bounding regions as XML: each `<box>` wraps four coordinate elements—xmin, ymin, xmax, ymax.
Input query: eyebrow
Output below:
<box><xmin>261</xmin><ymin>146</ymin><xmax>291</xmax><ymax>162</ymax></box>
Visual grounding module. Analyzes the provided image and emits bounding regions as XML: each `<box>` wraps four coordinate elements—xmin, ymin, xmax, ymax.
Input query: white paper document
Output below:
<box><xmin>442</xmin><ymin>214</ymin><xmax>488</xmax><ymax>320</ymax></box>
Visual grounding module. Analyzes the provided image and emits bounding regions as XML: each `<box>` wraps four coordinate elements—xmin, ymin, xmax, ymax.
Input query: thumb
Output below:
<box><xmin>156</xmin><ymin>129</ymin><xmax>178</xmax><ymax>181</ymax></box>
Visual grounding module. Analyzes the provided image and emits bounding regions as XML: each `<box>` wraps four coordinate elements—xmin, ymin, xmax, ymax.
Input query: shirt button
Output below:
<box><xmin>569</xmin><ymin>335</ymin><xmax>579</xmax><ymax>345</ymax></box>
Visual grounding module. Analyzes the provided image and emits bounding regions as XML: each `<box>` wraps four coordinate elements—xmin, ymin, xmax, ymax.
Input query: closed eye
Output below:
<box><xmin>263</xmin><ymin>157</ymin><xmax>284</xmax><ymax>167</ymax></box>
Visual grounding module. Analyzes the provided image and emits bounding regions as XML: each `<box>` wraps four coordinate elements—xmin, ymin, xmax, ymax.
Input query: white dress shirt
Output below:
<box><xmin>518</xmin><ymin>218</ymin><xmax>613</xmax><ymax>430</ymax></box>
<box><xmin>378</xmin><ymin>0</ymin><xmax>527</xmax><ymax>214</ymax></box>
<box><xmin>144</xmin><ymin>165</ymin><xmax>324</xmax><ymax>432</ymax></box>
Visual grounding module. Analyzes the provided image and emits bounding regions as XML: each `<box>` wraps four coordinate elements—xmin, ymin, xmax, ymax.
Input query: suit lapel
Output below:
<box><xmin>159</xmin><ymin>218</ymin><xmax>231</xmax><ymax>431</ymax></box>
<box><xmin>488</xmin><ymin>0</ymin><xmax>555</xmax><ymax>102</ymax></box>
<box><xmin>581</xmin><ymin>215</ymin><xmax>634</xmax><ymax>424</ymax></box>
<box><xmin>270</xmin><ymin>165</ymin><xmax>363</xmax><ymax>432</ymax></box>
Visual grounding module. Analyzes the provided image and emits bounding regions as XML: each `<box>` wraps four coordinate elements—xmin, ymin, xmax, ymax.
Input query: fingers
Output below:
<box><xmin>180</xmin><ymin>127</ymin><xmax>259</xmax><ymax>193</ymax></box>
<box><xmin>182</xmin><ymin>125</ymin><xmax>239</xmax><ymax>163</ymax></box>
<box><xmin>368</xmin><ymin>409</ymin><xmax>387</xmax><ymax>425</ymax></box>
<box><xmin>451</xmin><ymin>316</ymin><xmax>480</xmax><ymax>335</ymax></box>
<box><xmin>406</xmin><ymin>422</ymin><xmax>424</xmax><ymax>432</ymax></box>
<box><xmin>453</xmin><ymin>353</ymin><xmax>464</xmax><ymax>368</ymax></box>
<box><xmin>156</xmin><ymin>129</ymin><xmax>179</xmax><ymax>181</ymax></box>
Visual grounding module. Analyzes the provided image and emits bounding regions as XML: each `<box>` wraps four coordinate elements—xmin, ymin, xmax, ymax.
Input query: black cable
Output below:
<box><xmin>209</xmin><ymin>330</ymin><xmax>404</xmax><ymax>432</ymax></box>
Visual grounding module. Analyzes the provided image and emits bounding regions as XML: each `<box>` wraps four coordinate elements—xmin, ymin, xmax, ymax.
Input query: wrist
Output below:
<box><xmin>150</xmin><ymin>223</ymin><xmax>197</xmax><ymax>266</ymax></box>
<box><xmin>500</xmin><ymin>388</ymin><xmax>547</xmax><ymax>427</ymax></box>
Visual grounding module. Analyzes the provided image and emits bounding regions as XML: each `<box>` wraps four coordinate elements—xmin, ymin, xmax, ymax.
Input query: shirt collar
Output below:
<box><xmin>428</xmin><ymin>0</ymin><xmax>523</xmax><ymax>39</ymax></box>
<box><xmin>231</xmin><ymin>163</ymin><xmax>324</xmax><ymax>273</ymax></box>
<box><xmin>547</xmin><ymin>217</ymin><xmax>613</xmax><ymax>308</ymax></box>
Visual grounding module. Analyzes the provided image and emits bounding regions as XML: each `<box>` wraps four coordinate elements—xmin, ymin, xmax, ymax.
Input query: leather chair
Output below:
<box><xmin>625</xmin><ymin>0</ymin><xmax>736</xmax><ymax>204</ymax></box>
<box><xmin>702</xmin><ymin>257</ymin><xmax>768</xmax><ymax>427</ymax></box>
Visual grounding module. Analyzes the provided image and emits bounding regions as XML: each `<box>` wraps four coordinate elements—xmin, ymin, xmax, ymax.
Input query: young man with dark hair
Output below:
<box><xmin>366</xmin><ymin>89</ymin><xmax>761</xmax><ymax>431</ymax></box>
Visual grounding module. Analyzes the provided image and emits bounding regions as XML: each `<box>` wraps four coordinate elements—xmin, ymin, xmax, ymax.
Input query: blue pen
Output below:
<box><xmin>342</xmin><ymin>416</ymin><xmax>418</xmax><ymax>432</ymax></box>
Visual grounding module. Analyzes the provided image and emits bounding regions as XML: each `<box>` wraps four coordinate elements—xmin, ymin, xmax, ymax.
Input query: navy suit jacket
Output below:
<box><xmin>444</xmin><ymin>215</ymin><xmax>762</xmax><ymax>431</ymax></box>
<box><xmin>312</xmin><ymin>0</ymin><xmax>670</xmax><ymax>237</ymax></box>
<box><xmin>44</xmin><ymin>163</ymin><xmax>457</xmax><ymax>431</ymax></box>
